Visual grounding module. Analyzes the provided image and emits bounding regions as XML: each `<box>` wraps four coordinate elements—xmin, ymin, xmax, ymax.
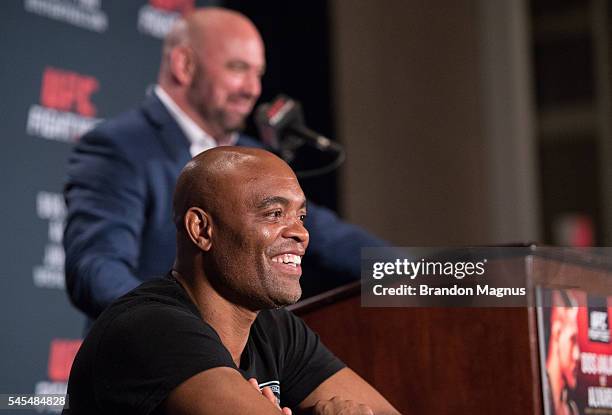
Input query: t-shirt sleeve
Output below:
<box><xmin>93</xmin><ymin>303</ymin><xmax>236</xmax><ymax>415</ymax></box>
<box><xmin>276</xmin><ymin>310</ymin><xmax>346</xmax><ymax>408</ymax></box>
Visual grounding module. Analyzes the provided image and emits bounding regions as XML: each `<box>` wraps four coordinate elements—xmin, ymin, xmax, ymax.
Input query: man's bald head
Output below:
<box><xmin>160</xmin><ymin>8</ymin><xmax>261</xmax><ymax>75</ymax></box>
<box><xmin>173</xmin><ymin>147</ymin><xmax>309</xmax><ymax>310</ymax></box>
<box><xmin>158</xmin><ymin>8</ymin><xmax>265</xmax><ymax>143</ymax></box>
<box><xmin>173</xmin><ymin>147</ymin><xmax>297</xmax><ymax>232</ymax></box>
<box><xmin>185</xmin><ymin>8</ymin><xmax>260</xmax><ymax>49</ymax></box>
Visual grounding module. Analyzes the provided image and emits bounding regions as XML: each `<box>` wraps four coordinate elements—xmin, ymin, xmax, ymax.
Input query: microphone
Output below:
<box><xmin>255</xmin><ymin>95</ymin><xmax>337</xmax><ymax>153</ymax></box>
<box><xmin>255</xmin><ymin>95</ymin><xmax>345</xmax><ymax>177</ymax></box>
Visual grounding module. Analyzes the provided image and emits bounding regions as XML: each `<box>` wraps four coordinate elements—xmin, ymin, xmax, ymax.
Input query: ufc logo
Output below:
<box><xmin>40</xmin><ymin>67</ymin><xmax>99</xmax><ymax>117</ymax></box>
<box><xmin>47</xmin><ymin>339</ymin><xmax>83</xmax><ymax>382</ymax></box>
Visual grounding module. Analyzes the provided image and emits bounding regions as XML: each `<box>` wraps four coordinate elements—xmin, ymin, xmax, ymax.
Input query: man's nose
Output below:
<box><xmin>242</xmin><ymin>71</ymin><xmax>261</xmax><ymax>98</ymax></box>
<box><xmin>284</xmin><ymin>218</ymin><xmax>309</xmax><ymax>247</ymax></box>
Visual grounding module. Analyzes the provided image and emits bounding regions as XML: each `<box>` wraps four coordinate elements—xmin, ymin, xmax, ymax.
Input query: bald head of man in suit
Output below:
<box><xmin>158</xmin><ymin>8</ymin><xmax>265</xmax><ymax>145</ymax></box>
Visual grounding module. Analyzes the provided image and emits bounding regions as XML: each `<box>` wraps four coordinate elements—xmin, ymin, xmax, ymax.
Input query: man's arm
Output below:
<box><xmin>163</xmin><ymin>368</ymin><xmax>393</xmax><ymax>415</ymax></box>
<box><xmin>162</xmin><ymin>367</ymin><xmax>291</xmax><ymax>415</ymax></box>
<box><xmin>63</xmin><ymin>130</ymin><xmax>145</xmax><ymax>318</ymax></box>
<box><xmin>298</xmin><ymin>368</ymin><xmax>400</xmax><ymax>415</ymax></box>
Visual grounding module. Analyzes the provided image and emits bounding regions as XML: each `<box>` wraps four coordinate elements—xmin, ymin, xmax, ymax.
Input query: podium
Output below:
<box><xmin>288</xmin><ymin>248</ymin><xmax>612</xmax><ymax>414</ymax></box>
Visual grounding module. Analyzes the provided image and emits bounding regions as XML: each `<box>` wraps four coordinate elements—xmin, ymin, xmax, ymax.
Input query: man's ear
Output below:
<box><xmin>169</xmin><ymin>46</ymin><xmax>196</xmax><ymax>86</ymax></box>
<box><xmin>185</xmin><ymin>208</ymin><xmax>212</xmax><ymax>251</ymax></box>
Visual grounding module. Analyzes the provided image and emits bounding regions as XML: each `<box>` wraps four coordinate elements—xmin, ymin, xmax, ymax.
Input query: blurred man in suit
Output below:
<box><xmin>64</xmin><ymin>7</ymin><xmax>385</xmax><ymax>319</ymax></box>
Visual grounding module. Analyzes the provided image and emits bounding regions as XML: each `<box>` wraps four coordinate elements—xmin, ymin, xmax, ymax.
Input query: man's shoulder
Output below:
<box><xmin>90</xmin><ymin>279</ymin><xmax>201</xmax><ymax>340</ymax></box>
<box><xmin>80</xmin><ymin>102</ymin><xmax>157</xmax><ymax>149</ymax></box>
<box><xmin>68</xmin><ymin>278</ymin><xmax>236</xmax><ymax>414</ymax></box>
<box><xmin>113</xmin><ymin>277</ymin><xmax>196</xmax><ymax>313</ymax></box>
<box><xmin>76</xmin><ymin>278</ymin><xmax>222</xmax><ymax>367</ymax></box>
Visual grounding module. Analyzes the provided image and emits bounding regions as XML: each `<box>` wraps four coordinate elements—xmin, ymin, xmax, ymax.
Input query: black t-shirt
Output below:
<box><xmin>63</xmin><ymin>276</ymin><xmax>345</xmax><ymax>415</ymax></box>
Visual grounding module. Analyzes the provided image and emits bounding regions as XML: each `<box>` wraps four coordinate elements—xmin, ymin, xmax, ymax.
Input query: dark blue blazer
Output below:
<box><xmin>64</xmin><ymin>95</ymin><xmax>385</xmax><ymax>318</ymax></box>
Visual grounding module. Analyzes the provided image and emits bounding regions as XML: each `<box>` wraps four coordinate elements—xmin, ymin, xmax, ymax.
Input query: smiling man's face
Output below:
<box><xmin>187</xmin><ymin>16</ymin><xmax>265</xmax><ymax>140</ymax></box>
<box><xmin>205</xmin><ymin>152</ymin><xmax>309</xmax><ymax>311</ymax></box>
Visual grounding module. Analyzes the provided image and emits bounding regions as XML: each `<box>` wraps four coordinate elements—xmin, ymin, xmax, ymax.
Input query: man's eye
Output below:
<box><xmin>299</xmin><ymin>214</ymin><xmax>307</xmax><ymax>223</ymax></box>
<box><xmin>227</xmin><ymin>61</ymin><xmax>249</xmax><ymax>72</ymax></box>
<box><xmin>266</xmin><ymin>210</ymin><xmax>282</xmax><ymax>219</ymax></box>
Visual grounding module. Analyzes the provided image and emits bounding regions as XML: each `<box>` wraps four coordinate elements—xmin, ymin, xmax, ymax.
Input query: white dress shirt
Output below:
<box><xmin>154</xmin><ymin>85</ymin><xmax>237</xmax><ymax>156</ymax></box>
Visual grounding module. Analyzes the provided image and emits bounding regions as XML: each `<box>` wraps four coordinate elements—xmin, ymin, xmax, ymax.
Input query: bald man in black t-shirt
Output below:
<box><xmin>63</xmin><ymin>147</ymin><xmax>398</xmax><ymax>415</ymax></box>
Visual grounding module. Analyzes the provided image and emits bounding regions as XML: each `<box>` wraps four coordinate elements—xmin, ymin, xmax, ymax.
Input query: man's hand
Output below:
<box><xmin>312</xmin><ymin>397</ymin><xmax>374</xmax><ymax>415</ymax></box>
<box><xmin>298</xmin><ymin>368</ymin><xmax>399</xmax><ymax>414</ymax></box>
<box><xmin>249</xmin><ymin>377</ymin><xmax>292</xmax><ymax>415</ymax></box>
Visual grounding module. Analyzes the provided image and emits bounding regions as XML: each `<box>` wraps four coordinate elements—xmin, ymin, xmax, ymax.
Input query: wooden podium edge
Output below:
<box><xmin>287</xmin><ymin>281</ymin><xmax>361</xmax><ymax>316</ymax></box>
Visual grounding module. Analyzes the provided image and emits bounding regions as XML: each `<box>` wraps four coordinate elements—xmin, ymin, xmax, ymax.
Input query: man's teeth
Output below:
<box><xmin>272</xmin><ymin>254</ymin><xmax>302</xmax><ymax>267</ymax></box>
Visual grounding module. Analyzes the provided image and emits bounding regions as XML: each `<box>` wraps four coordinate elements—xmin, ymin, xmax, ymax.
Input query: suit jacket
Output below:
<box><xmin>64</xmin><ymin>94</ymin><xmax>385</xmax><ymax>318</ymax></box>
